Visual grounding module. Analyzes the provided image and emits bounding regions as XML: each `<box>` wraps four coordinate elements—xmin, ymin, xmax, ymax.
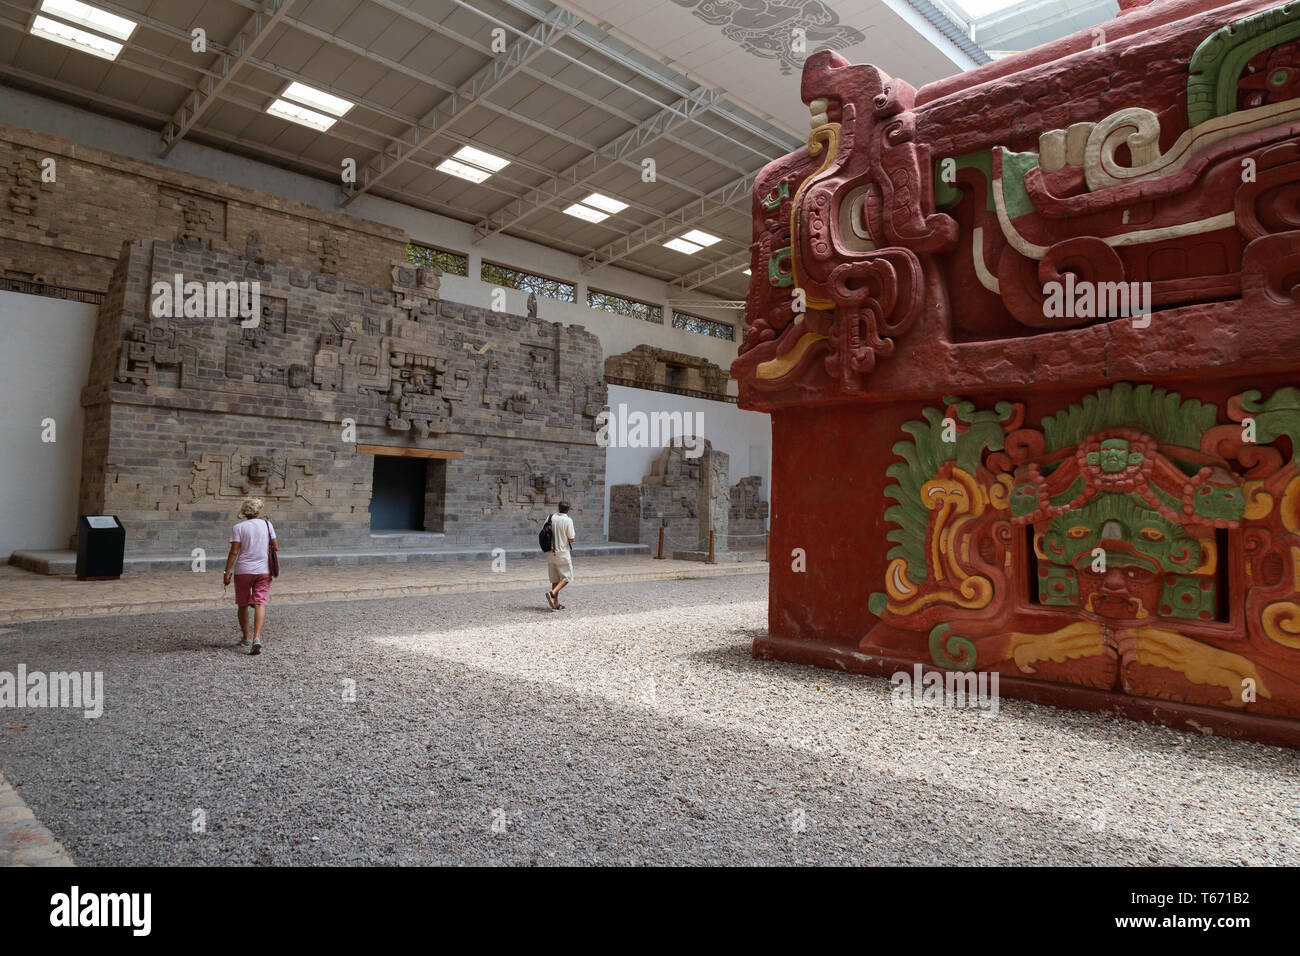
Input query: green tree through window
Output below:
<box><xmin>587</xmin><ymin>289</ymin><xmax>663</xmax><ymax>324</ymax></box>
<box><xmin>406</xmin><ymin>243</ymin><xmax>468</xmax><ymax>276</ymax></box>
<box><xmin>481</xmin><ymin>262</ymin><xmax>576</xmax><ymax>302</ymax></box>
<box><xmin>672</xmin><ymin>311</ymin><xmax>735</xmax><ymax>341</ymax></box>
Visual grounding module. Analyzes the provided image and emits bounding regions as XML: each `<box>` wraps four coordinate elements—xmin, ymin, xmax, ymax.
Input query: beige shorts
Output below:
<box><xmin>547</xmin><ymin>552</ymin><xmax>573</xmax><ymax>585</ymax></box>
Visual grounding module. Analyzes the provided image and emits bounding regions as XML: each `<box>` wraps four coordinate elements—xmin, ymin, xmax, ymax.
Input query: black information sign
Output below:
<box><xmin>75</xmin><ymin>514</ymin><xmax>125</xmax><ymax>580</ymax></box>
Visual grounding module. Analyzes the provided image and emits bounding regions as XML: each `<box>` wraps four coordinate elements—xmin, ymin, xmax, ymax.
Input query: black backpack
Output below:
<box><xmin>538</xmin><ymin>514</ymin><xmax>554</xmax><ymax>553</ymax></box>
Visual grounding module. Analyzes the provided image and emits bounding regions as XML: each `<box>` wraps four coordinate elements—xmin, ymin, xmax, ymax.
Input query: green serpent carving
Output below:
<box><xmin>930</xmin><ymin>623</ymin><xmax>977</xmax><ymax>671</ymax></box>
<box><xmin>1188</xmin><ymin>2</ymin><xmax>1300</xmax><ymax>126</ymax></box>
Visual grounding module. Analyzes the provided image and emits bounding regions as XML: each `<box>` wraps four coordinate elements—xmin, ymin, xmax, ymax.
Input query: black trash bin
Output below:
<box><xmin>75</xmin><ymin>515</ymin><xmax>125</xmax><ymax>581</ymax></box>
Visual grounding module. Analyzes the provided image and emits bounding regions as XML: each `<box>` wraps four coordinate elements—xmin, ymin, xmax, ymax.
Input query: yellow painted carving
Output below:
<box><xmin>1033</xmin><ymin>531</ymin><xmax>1048</xmax><ymax>561</ymax></box>
<box><xmin>884</xmin><ymin>557</ymin><xmax>917</xmax><ymax>601</ymax></box>
<box><xmin>923</xmin><ymin>469</ymin><xmax>986</xmax><ymax>583</ymax></box>
<box><xmin>1261</xmin><ymin>546</ymin><xmax>1300</xmax><ymax>649</ymax></box>
<box><xmin>988</xmin><ymin>474</ymin><xmax>1013</xmax><ymax>511</ymax></box>
<box><xmin>755</xmin><ymin>332</ymin><xmax>828</xmax><ymax>380</ymax></box>
<box><xmin>1281</xmin><ymin>476</ymin><xmax>1300</xmax><ymax>533</ymax></box>
<box><xmin>1192</xmin><ymin>536</ymin><xmax>1217</xmax><ymax>577</ymax></box>
<box><xmin>883</xmin><ymin>574</ymin><xmax>993</xmax><ymax>616</ymax></box>
<box><xmin>1261</xmin><ymin>603</ymin><xmax>1300</xmax><ymax>649</ymax></box>
<box><xmin>883</xmin><ymin>468</ymin><xmax>995</xmax><ymax>615</ymax></box>
<box><xmin>1134</xmin><ymin>627</ymin><xmax>1270</xmax><ymax>706</ymax></box>
<box><xmin>789</xmin><ymin>122</ymin><xmax>840</xmax><ymax>315</ymax></box>
<box><xmin>1006</xmin><ymin>622</ymin><xmax>1104</xmax><ymax>672</ymax></box>
<box><xmin>1244</xmin><ymin>480</ymin><xmax>1274</xmax><ymax>520</ymax></box>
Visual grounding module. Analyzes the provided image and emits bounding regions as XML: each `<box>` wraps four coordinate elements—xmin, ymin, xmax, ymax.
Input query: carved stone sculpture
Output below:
<box><xmin>243</xmin><ymin>230</ymin><xmax>265</xmax><ymax>264</ymax></box>
<box><xmin>610</xmin><ymin>441</ymin><xmax>767</xmax><ymax>549</ymax></box>
<box><xmin>604</xmin><ymin>345</ymin><xmax>729</xmax><ymax>397</ymax></box>
<box><xmin>736</xmin><ymin>0</ymin><xmax>1300</xmax><ymax>746</ymax></box>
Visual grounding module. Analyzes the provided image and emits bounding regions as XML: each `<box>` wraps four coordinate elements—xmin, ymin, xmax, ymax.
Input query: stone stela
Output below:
<box><xmin>609</xmin><ymin>441</ymin><xmax>768</xmax><ymax>559</ymax></box>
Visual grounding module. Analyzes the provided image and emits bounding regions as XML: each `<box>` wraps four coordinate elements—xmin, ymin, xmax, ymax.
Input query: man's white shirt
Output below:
<box><xmin>551</xmin><ymin>513</ymin><xmax>575</xmax><ymax>555</ymax></box>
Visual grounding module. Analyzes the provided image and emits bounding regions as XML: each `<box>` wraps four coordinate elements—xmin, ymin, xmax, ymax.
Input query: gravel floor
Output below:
<box><xmin>0</xmin><ymin>574</ymin><xmax>1297</xmax><ymax>865</ymax></box>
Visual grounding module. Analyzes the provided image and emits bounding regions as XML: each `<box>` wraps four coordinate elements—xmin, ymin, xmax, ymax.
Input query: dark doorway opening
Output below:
<box><xmin>370</xmin><ymin>456</ymin><xmax>427</xmax><ymax>531</ymax></box>
<box><xmin>1215</xmin><ymin>528</ymin><xmax>1231</xmax><ymax>622</ymax></box>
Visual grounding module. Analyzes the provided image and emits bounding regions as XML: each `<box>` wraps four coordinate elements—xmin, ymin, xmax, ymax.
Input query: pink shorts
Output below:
<box><xmin>234</xmin><ymin>573</ymin><xmax>272</xmax><ymax>606</ymax></box>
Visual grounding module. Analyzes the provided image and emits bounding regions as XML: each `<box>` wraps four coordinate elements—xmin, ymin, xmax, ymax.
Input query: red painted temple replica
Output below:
<box><xmin>733</xmin><ymin>0</ymin><xmax>1300</xmax><ymax>746</ymax></box>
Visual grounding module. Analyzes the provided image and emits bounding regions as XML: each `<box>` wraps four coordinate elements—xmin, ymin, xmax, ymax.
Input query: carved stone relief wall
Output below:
<box><xmin>77</xmin><ymin>239</ymin><xmax>607</xmax><ymax>551</ymax></box>
<box><xmin>604</xmin><ymin>344</ymin><xmax>729</xmax><ymax>397</ymax></box>
<box><xmin>609</xmin><ymin>442</ymin><xmax>768</xmax><ymax>549</ymax></box>
<box><xmin>0</xmin><ymin>124</ymin><xmax>404</xmax><ymax>295</ymax></box>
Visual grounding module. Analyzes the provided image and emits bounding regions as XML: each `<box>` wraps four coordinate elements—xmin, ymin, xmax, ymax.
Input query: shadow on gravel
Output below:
<box><xmin>502</xmin><ymin>601</ymin><xmax>564</xmax><ymax>614</ymax></box>
<box><xmin>2</xmin><ymin>595</ymin><xmax>1289</xmax><ymax>865</ymax></box>
<box><xmin>691</xmin><ymin>635</ymin><xmax>1300</xmax><ymax>768</ymax></box>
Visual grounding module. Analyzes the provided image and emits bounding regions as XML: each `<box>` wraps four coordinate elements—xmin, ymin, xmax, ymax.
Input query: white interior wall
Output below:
<box><xmin>602</xmin><ymin>384</ymin><xmax>770</xmax><ymax>538</ymax></box>
<box><xmin>0</xmin><ymin>291</ymin><xmax>97</xmax><ymax>559</ymax></box>
<box><xmin>439</xmin><ymin>275</ymin><xmax>739</xmax><ymax>388</ymax></box>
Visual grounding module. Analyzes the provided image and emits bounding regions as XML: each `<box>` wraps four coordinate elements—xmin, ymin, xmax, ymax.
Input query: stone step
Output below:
<box><xmin>672</xmin><ymin>549</ymin><xmax>765</xmax><ymax>563</ymax></box>
<box><xmin>366</xmin><ymin>531</ymin><xmax>450</xmax><ymax>547</ymax></box>
<box><xmin>10</xmin><ymin>542</ymin><xmax>649</xmax><ymax>575</ymax></box>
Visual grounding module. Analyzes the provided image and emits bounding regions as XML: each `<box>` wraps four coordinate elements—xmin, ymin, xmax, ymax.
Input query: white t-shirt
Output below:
<box><xmin>550</xmin><ymin>513</ymin><xmax>575</xmax><ymax>557</ymax></box>
<box><xmin>230</xmin><ymin>518</ymin><xmax>277</xmax><ymax>575</ymax></box>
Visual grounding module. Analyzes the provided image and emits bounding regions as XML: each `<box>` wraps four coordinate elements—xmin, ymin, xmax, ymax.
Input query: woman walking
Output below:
<box><xmin>222</xmin><ymin>497</ymin><xmax>278</xmax><ymax>655</ymax></box>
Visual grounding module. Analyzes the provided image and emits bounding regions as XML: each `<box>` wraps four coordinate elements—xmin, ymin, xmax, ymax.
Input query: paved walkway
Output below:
<box><xmin>0</xmin><ymin>555</ymin><xmax>765</xmax><ymax>624</ymax></box>
<box><xmin>0</xmin><ymin>772</ymin><xmax>74</xmax><ymax>866</ymax></box>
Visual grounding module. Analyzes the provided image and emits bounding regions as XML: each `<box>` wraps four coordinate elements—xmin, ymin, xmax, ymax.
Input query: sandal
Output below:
<box><xmin>545</xmin><ymin>589</ymin><xmax>557</xmax><ymax>609</ymax></box>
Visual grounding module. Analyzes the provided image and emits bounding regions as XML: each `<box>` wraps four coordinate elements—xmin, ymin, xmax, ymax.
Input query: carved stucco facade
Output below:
<box><xmin>734</xmin><ymin>1</ymin><xmax>1300</xmax><ymax>745</ymax></box>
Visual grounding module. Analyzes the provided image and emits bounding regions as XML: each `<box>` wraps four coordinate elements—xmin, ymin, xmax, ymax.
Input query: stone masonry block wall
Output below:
<box><xmin>79</xmin><ymin>239</ymin><xmax>607</xmax><ymax>554</ymax></box>
<box><xmin>608</xmin><ymin>486</ymin><xmax>643</xmax><ymax>545</ymax></box>
<box><xmin>604</xmin><ymin>344</ymin><xmax>729</xmax><ymax>397</ymax></box>
<box><xmin>0</xmin><ymin>123</ymin><xmax>405</xmax><ymax>294</ymax></box>
<box><xmin>607</xmin><ymin>444</ymin><xmax>768</xmax><ymax>550</ymax></box>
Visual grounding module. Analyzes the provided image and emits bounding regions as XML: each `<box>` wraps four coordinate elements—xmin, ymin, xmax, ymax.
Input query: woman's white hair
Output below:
<box><xmin>239</xmin><ymin>497</ymin><xmax>264</xmax><ymax>519</ymax></box>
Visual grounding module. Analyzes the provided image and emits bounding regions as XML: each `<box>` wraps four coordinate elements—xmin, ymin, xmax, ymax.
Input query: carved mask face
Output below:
<box><xmin>1011</xmin><ymin>481</ymin><xmax>1039</xmax><ymax>517</ymax></box>
<box><xmin>1038</xmin><ymin>492</ymin><xmax>1212</xmax><ymax>621</ymax></box>
<box><xmin>1089</xmin><ymin>438</ymin><xmax>1137</xmax><ymax>474</ymax></box>
<box><xmin>1077</xmin><ymin>556</ymin><xmax>1163</xmax><ymax>621</ymax></box>
<box><xmin>248</xmin><ymin>458</ymin><xmax>270</xmax><ymax>484</ymax></box>
<box><xmin>1044</xmin><ymin>501</ymin><xmax>1197</xmax><ymax>572</ymax></box>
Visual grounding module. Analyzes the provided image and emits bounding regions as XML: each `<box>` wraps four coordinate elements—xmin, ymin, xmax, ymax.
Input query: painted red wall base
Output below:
<box><xmin>754</xmin><ymin>633</ymin><xmax>1300</xmax><ymax>748</ymax></box>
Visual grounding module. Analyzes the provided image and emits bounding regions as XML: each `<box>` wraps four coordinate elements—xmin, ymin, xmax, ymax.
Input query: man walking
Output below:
<box><xmin>545</xmin><ymin>501</ymin><xmax>576</xmax><ymax>610</ymax></box>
